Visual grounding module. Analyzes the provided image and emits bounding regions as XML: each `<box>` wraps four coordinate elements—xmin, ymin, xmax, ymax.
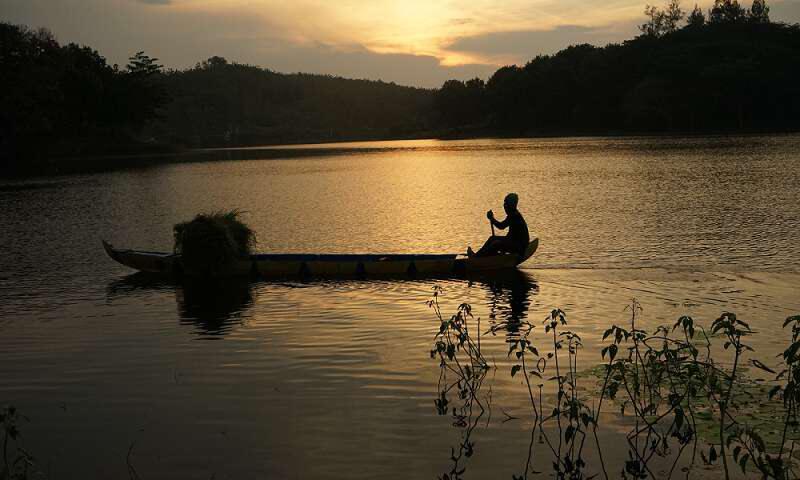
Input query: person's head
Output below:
<box><xmin>504</xmin><ymin>193</ymin><xmax>519</xmax><ymax>214</ymax></box>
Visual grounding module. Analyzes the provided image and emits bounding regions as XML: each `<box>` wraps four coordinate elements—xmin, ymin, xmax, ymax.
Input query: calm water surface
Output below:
<box><xmin>1</xmin><ymin>135</ymin><xmax>799</xmax><ymax>479</ymax></box>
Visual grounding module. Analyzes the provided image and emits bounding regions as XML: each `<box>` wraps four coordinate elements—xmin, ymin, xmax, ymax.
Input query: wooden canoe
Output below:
<box><xmin>102</xmin><ymin>237</ymin><xmax>538</xmax><ymax>278</ymax></box>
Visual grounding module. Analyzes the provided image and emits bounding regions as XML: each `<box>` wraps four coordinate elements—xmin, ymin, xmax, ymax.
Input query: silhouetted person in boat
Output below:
<box><xmin>468</xmin><ymin>193</ymin><xmax>529</xmax><ymax>257</ymax></box>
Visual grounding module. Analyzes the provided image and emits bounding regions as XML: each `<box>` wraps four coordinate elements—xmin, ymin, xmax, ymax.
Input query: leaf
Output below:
<box><xmin>750</xmin><ymin>359</ymin><xmax>776</xmax><ymax>374</ymax></box>
<box><xmin>784</xmin><ymin>315</ymin><xmax>800</xmax><ymax>328</ymax></box>
<box><xmin>768</xmin><ymin>385</ymin><xmax>782</xmax><ymax>399</ymax></box>
<box><xmin>581</xmin><ymin>412</ymin><xmax>592</xmax><ymax>427</ymax></box>
<box><xmin>508</xmin><ymin>342</ymin><xmax>518</xmax><ymax>357</ymax></box>
<box><xmin>511</xmin><ymin>365</ymin><xmax>521</xmax><ymax>377</ymax></box>
<box><xmin>609</xmin><ymin>344</ymin><xmax>618</xmax><ymax>361</ymax></box>
<box><xmin>751</xmin><ymin>431</ymin><xmax>766</xmax><ymax>452</ymax></box>
<box><xmin>784</xmin><ymin>342</ymin><xmax>800</xmax><ymax>362</ymax></box>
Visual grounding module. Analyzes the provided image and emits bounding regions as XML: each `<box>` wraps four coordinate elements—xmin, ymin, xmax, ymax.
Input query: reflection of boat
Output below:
<box><xmin>176</xmin><ymin>278</ymin><xmax>253</xmax><ymax>335</ymax></box>
<box><xmin>102</xmin><ymin>238</ymin><xmax>539</xmax><ymax>278</ymax></box>
<box><xmin>106</xmin><ymin>273</ymin><xmax>253</xmax><ymax>336</ymax></box>
<box><xmin>474</xmin><ymin>269</ymin><xmax>538</xmax><ymax>335</ymax></box>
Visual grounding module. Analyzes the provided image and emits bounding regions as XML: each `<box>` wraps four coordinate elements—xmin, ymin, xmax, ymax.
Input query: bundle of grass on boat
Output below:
<box><xmin>173</xmin><ymin>210</ymin><xmax>256</xmax><ymax>277</ymax></box>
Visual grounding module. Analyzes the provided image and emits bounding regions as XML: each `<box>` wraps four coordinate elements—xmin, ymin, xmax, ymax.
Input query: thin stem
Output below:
<box><xmin>718</xmin><ymin>336</ymin><xmax>742</xmax><ymax>480</ymax></box>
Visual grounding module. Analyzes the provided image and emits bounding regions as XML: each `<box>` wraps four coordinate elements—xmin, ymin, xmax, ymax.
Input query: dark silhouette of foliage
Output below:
<box><xmin>0</xmin><ymin>22</ymin><xmax>435</xmax><ymax>173</ymax></box>
<box><xmin>435</xmin><ymin>78</ymin><xmax>487</xmax><ymax>128</ymax></box>
<box><xmin>709</xmin><ymin>0</ymin><xmax>748</xmax><ymax>24</ymax></box>
<box><xmin>173</xmin><ymin>210</ymin><xmax>256</xmax><ymax>277</ymax></box>
<box><xmin>688</xmin><ymin>4</ymin><xmax>707</xmax><ymax>27</ymax></box>
<box><xmin>640</xmin><ymin>0</ymin><xmax>686</xmax><ymax>37</ymax></box>
<box><xmin>151</xmin><ymin>58</ymin><xmax>435</xmax><ymax>148</ymax></box>
<box><xmin>0</xmin><ymin>23</ymin><xmax>168</xmax><ymax>171</ymax></box>
<box><xmin>430</xmin><ymin>289</ymin><xmax>800</xmax><ymax>480</ymax></box>
<box><xmin>435</xmin><ymin>0</ymin><xmax>800</xmax><ymax>135</ymax></box>
<box><xmin>749</xmin><ymin>0</ymin><xmax>771</xmax><ymax>23</ymax></box>
<box><xmin>123</xmin><ymin>51</ymin><xmax>168</xmax><ymax>130</ymax></box>
<box><xmin>3</xmin><ymin>0</ymin><xmax>799</xmax><ymax>175</ymax></box>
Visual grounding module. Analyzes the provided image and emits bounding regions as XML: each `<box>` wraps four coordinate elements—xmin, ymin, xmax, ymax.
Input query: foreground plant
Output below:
<box><xmin>1</xmin><ymin>406</ymin><xmax>35</xmax><ymax>480</ymax></box>
<box><xmin>428</xmin><ymin>288</ymin><xmax>800</xmax><ymax>480</ymax></box>
<box><xmin>429</xmin><ymin>286</ymin><xmax>490</xmax><ymax>480</ymax></box>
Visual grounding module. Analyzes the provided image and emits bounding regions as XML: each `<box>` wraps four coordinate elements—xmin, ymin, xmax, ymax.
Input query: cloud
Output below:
<box><xmin>1</xmin><ymin>0</ymin><xmax>494</xmax><ymax>87</ymax></box>
<box><xmin>259</xmin><ymin>43</ymin><xmax>497</xmax><ymax>87</ymax></box>
<box><xmin>8</xmin><ymin>0</ymin><xmax>798</xmax><ymax>88</ymax></box>
<box><xmin>444</xmin><ymin>22</ymin><xmax>640</xmax><ymax>66</ymax></box>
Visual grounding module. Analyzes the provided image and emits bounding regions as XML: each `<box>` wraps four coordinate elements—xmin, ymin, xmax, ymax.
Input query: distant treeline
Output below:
<box><xmin>0</xmin><ymin>22</ymin><xmax>435</xmax><ymax>173</ymax></box>
<box><xmin>437</xmin><ymin>0</ymin><xmax>800</xmax><ymax>134</ymax></box>
<box><xmin>153</xmin><ymin>56</ymin><xmax>435</xmax><ymax>148</ymax></box>
<box><xmin>0</xmin><ymin>23</ymin><xmax>167</xmax><ymax>166</ymax></box>
<box><xmin>2</xmin><ymin>0</ymin><xmax>800</xmax><ymax>174</ymax></box>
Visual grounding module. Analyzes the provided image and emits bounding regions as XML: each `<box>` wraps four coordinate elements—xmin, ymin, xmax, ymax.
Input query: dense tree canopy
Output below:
<box><xmin>435</xmin><ymin>0</ymin><xmax>800</xmax><ymax>134</ymax></box>
<box><xmin>2</xmin><ymin>0</ymin><xmax>800</xmax><ymax>175</ymax></box>
<box><xmin>151</xmin><ymin>59</ymin><xmax>435</xmax><ymax>147</ymax></box>
<box><xmin>0</xmin><ymin>23</ymin><xmax>166</xmax><ymax>167</ymax></box>
<box><xmin>0</xmin><ymin>21</ymin><xmax>435</xmax><ymax>172</ymax></box>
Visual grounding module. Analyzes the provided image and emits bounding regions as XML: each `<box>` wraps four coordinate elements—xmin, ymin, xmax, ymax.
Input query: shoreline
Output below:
<box><xmin>3</xmin><ymin>129</ymin><xmax>800</xmax><ymax>179</ymax></box>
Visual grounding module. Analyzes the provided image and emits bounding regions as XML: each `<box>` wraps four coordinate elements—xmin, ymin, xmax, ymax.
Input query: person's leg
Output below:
<box><xmin>495</xmin><ymin>237</ymin><xmax>524</xmax><ymax>255</ymax></box>
<box><xmin>475</xmin><ymin>236</ymin><xmax>520</xmax><ymax>257</ymax></box>
<box><xmin>475</xmin><ymin>236</ymin><xmax>502</xmax><ymax>257</ymax></box>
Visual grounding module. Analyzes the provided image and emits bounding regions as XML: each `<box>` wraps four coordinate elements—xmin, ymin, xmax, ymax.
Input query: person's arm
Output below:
<box><xmin>493</xmin><ymin>217</ymin><xmax>510</xmax><ymax>229</ymax></box>
<box><xmin>487</xmin><ymin>211</ymin><xmax>509</xmax><ymax>229</ymax></box>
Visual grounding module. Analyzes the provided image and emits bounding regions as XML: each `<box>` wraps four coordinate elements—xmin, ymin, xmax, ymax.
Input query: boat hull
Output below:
<box><xmin>102</xmin><ymin>238</ymin><xmax>538</xmax><ymax>278</ymax></box>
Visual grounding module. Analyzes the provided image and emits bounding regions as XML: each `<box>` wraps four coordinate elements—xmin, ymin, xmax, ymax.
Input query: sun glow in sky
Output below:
<box><xmin>172</xmin><ymin>0</ymin><xmax>645</xmax><ymax>64</ymax></box>
<box><xmin>3</xmin><ymin>0</ymin><xmax>800</xmax><ymax>86</ymax></box>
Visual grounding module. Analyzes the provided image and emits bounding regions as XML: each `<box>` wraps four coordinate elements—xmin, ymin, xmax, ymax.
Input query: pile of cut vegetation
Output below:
<box><xmin>173</xmin><ymin>210</ymin><xmax>256</xmax><ymax>277</ymax></box>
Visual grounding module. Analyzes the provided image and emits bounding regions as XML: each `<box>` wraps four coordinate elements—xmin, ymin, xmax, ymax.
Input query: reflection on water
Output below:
<box><xmin>107</xmin><ymin>274</ymin><xmax>254</xmax><ymax>337</ymax></box>
<box><xmin>176</xmin><ymin>279</ymin><xmax>253</xmax><ymax>336</ymax></box>
<box><xmin>107</xmin><ymin>272</ymin><xmax>538</xmax><ymax>340</ymax></box>
<box><xmin>475</xmin><ymin>270</ymin><xmax>538</xmax><ymax>336</ymax></box>
<box><xmin>2</xmin><ymin>136</ymin><xmax>800</xmax><ymax>479</ymax></box>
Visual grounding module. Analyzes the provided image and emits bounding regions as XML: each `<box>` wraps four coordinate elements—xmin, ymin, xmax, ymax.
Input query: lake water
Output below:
<box><xmin>1</xmin><ymin>135</ymin><xmax>799</xmax><ymax>479</ymax></box>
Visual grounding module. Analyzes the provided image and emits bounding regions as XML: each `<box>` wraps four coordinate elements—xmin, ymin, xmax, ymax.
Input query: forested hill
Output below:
<box><xmin>154</xmin><ymin>57</ymin><xmax>435</xmax><ymax>148</ymax></box>
<box><xmin>436</xmin><ymin>4</ymin><xmax>800</xmax><ymax>134</ymax></box>
<box><xmin>0</xmin><ymin>23</ymin><xmax>435</xmax><ymax>172</ymax></box>
<box><xmin>3</xmin><ymin>0</ymin><xmax>800</xmax><ymax>175</ymax></box>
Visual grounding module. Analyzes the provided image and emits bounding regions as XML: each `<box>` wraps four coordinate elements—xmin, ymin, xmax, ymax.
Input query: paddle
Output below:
<box><xmin>489</xmin><ymin>210</ymin><xmax>495</xmax><ymax>237</ymax></box>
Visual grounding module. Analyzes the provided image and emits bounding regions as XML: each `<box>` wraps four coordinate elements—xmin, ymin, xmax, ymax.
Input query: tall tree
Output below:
<box><xmin>687</xmin><ymin>4</ymin><xmax>706</xmax><ymax>27</ymax></box>
<box><xmin>749</xmin><ymin>0</ymin><xmax>770</xmax><ymax>23</ymax></box>
<box><xmin>640</xmin><ymin>0</ymin><xmax>685</xmax><ymax>37</ymax></box>
<box><xmin>122</xmin><ymin>52</ymin><xmax>167</xmax><ymax>131</ymax></box>
<box><xmin>664</xmin><ymin>0</ymin><xmax>686</xmax><ymax>31</ymax></box>
<box><xmin>641</xmin><ymin>5</ymin><xmax>667</xmax><ymax>37</ymax></box>
<box><xmin>709</xmin><ymin>0</ymin><xmax>747</xmax><ymax>23</ymax></box>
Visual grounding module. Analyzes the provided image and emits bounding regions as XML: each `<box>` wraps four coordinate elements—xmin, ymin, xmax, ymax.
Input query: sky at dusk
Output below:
<box><xmin>3</xmin><ymin>0</ymin><xmax>800</xmax><ymax>87</ymax></box>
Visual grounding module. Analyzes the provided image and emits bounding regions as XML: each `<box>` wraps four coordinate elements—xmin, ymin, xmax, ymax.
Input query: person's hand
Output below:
<box><xmin>486</xmin><ymin>210</ymin><xmax>494</xmax><ymax>220</ymax></box>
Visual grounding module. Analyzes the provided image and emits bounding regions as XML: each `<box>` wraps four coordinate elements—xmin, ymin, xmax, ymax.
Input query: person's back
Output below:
<box><xmin>504</xmin><ymin>208</ymin><xmax>529</xmax><ymax>253</ymax></box>
<box><xmin>470</xmin><ymin>193</ymin><xmax>530</xmax><ymax>257</ymax></box>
